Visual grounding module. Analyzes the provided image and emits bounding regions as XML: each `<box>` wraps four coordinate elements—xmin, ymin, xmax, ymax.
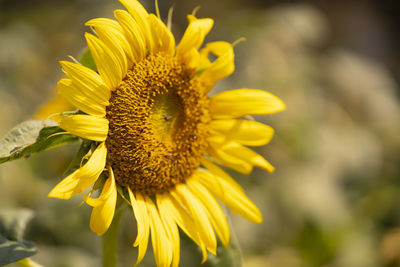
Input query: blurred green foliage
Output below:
<box><xmin>0</xmin><ymin>209</ymin><xmax>37</xmax><ymax>266</ymax></box>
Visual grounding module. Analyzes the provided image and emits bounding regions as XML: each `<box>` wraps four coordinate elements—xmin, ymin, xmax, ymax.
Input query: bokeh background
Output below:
<box><xmin>1</xmin><ymin>0</ymin><xmax>400</xmax><ymax>266</ymax></box>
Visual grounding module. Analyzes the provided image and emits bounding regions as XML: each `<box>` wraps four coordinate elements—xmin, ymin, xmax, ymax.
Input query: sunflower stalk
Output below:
<box><xmin>102</xmin><ymin>200</ymin><xmax>124</xmax><ymax>267</ymax></box>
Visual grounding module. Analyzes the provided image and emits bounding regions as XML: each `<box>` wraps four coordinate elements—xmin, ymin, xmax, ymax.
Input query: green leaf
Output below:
<box><xmin>0</xmin><ymin>119</ymin><xmax>79</xmax><ymax>164</ymax></box>
<box><xmin>0</xmin><ymin>209</ymin><xmax>37</xmax><ymax>266</ymax></box>
<box><xmin>295</xmin><ymin>220</ymin><xmax>338</xmax><ymax>266</ymax></box>
<box><xmin>80</xmin><ymin>48</ymin><xmax>97</xmax><ymax>71</ymax></box>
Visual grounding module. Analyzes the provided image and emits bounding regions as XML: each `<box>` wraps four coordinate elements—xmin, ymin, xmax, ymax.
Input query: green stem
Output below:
<box><xmin>102</xmin><ymin>203</ymin><xmax>124</xmax><ymax>267</ymax></box>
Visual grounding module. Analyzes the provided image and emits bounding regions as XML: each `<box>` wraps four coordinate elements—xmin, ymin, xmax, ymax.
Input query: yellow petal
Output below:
<box><xmin>201</xmin><ymin>158</ymin><xmax>244</xmax><ymax>194</ymax></box>
<box><xmin>156</xmin><ymin>194</ymin><xmax>180</xmax><ymax>267</ymax></box>
<box><xmin>85</xmin><ymin>33</ymin><xmax>124</xmax><ymax>89</ymax></box>
<box><xmin>209</xmin><ymin>119</ymin><xmax>274</xmax><ymax>146</ymax></box>
<box><xmin>195</xmin><ymin>170</ymin><xmax>263</xmax><ymax>224</ymax></box>
<box><xmin>33</xmin><ymin>95</ymin><xmax>75</xmax><ymax>120</ymax></box>
<box><xmin>48</xmin><ymin>174</ymin><xmax>80</xmax><ymax>200</ymax></box>
<box><xmin>185</xmin><ymin>48</ymin><xmax>203</xmax><ymax>71</ymax></box>
<box><xmin>147</xmin><ymin>14</ymin><xmax>175</xmax><ymax>55</ymax></box>
<box><xmin>157</xmin><ymin>193</ymin><xmax>208</xmax><ymax>263</ymax></box>
<box><xmin>119</xmin><ymin>0</ymin><xmax>153</xmax><ymax>51</ymax></box>
<box><xmin>114</xmin><ymin>9</ymin><xmax>147</xmax><ymax>62</ymax></box>
<box><xmin>59</xmin><ymin>61</ymin><xmax>110</xmax><ymax>105</ymax></box>
<box><xmin>210</xmin><ymin>89</ymin><xmax>286</xmax><ymax>119</ymax></box>
<box><xmin>186</xmin><ymin>178</ymin><xmax>230</xmax><ymax>248</ymax></box>
<box><xmin>145</xmin><ymin>196</ymin><xmax>173</xmax><ymax>267</ymax></box>
<box><xmin>171</xmin><ymin>184</ymin><xmax>217</xmax><ymax>255</ymax></box>
<box><xmin>83</xmin><ymin>170</ymin><xmax>114</xmax><ymax>207</ymax></box>
<box><xmin>128</xmin><ymin>190</ymin><xmax>150</xmax><ymax>266</ymax></box>
<box><xmin>58</xmin><ymin>78</ymin><xmax>106</xmax><ymax>116</ymax></box>
<box><xmin>55</xmin><ymin>114</ymin><xmax>109</xmax><ymax>142</ymax></box>
<box><xmin>89</xmin><ymin>167</ymin><xmax>117</xmax><ymax>236</ymax></box>
<box><xmin>208</xmin><ymin>138</ymin><xmax>275</xmax><ymax>174</ymax></box>
<box><xmin>199</xmin><ymin>41</ymin><xmax>234</xmax><ymax>88</ymax></box>
<box><xmin>34</xmin><ymin>94</ymin><xmax>74</xmax><ymax>120</ymax></box>
<box><xmin>176</xmin><ymin>15</ymin><xmax>213</xmax><ymax>61</ymax></box>
<box><xmin>48</xmin><ymin>142</ymin><xmax>107</xmax><ymax>199</ymax></box>
<box><xmin>86</xmin><ymin>18</ymin><xmax>130</xmax><ymax>71</ymax></box>
<box><xmin>86</xmin><ymin>18</ymin><xmax>133</xmax><ymax>64</ymax></box>
<box><xmin>207</xmin><ymin>141</ymin><xmax>252</xmax><ymax>174</ymax></box>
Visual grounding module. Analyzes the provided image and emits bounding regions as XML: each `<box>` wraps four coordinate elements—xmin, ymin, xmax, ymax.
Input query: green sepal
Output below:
<box><xmin>0</xmin><ymin>120</ymin><xmax>79</xmax><ymax>164</ymax></box>
<box><xmin>179</xmin><ymin>208</ymin><xmax>243</xmax><ymax>267</ymax></box>
<box><xmin>205</xmin><ymin>209</ymin><xmax>243</xmax><ymax>267</ymax></box>
<box><xmin>205</xmin><ymin>241</ymin><xmax>243</xmax><ymax>267</ymax></box>
<box><xmin>80</xmin><ymin>48</ymin><xmax>97</xmax><ymax>71</ymax></box>
<box><xmin>0</xmin><ymin>209</ymin><xmax>37</xmax><ymax>266</ymax></box>
<box><xmin>91</xmin><ymin>171</ymin><xmax>108</xmax><ymax>192</ymax></box>
<box><xmin>62</xmin><ymin>140</ymin><xmax>92</xmax><ymax>176</ymax></box>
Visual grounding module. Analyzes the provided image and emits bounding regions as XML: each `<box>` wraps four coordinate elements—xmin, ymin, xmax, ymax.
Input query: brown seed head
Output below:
<box><xmin>105</xmin><ymin>53</ymin><xmax>210</xmax><ymax>196</ymax></box>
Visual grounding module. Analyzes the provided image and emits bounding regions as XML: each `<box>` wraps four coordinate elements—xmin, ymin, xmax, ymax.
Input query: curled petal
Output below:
<box><xmin>89</xmin><ymin>167</ymin><xmax>117</xmax><ymax>236</ymax></box>
<box><xmin>176</xmin><ymin>15</ymin><xmax>213</xmax><ymax>62</ymax></box>
<box><xmin>199</xmin><ymin>41</ymin><xmax>234</xmax><ymax>88</ymax></box>
<box><xmin>48</xmin><ymin>142</ymin><xmax>107</xmax><ymax>199</ymax></box>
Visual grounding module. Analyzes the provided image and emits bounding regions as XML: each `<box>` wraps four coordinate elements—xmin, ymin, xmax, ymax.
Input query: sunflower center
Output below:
<box><xmin>105</xmin><ymin>53</ymin><xmax>210</xmax><ymax>196</ymax></box>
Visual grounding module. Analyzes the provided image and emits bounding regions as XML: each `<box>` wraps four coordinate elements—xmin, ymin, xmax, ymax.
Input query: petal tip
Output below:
<box><xmin>47</xmin><ymin>189</ymin><xmax>73</xmax><ymax>200</ymax></box>
<box><xmin>265</xmin><ymin>164</ymin><xmax>275</xmax><ymax>173</ymax></box>
<box><xmin>253</xmin><ymin>213</ymin><xmax>263</xmax><ymax>224</ymax></box>
<box><xmin>276</xmin><ymin>98</ymin><xmax>287</xmax><ymax>112</ymax></box>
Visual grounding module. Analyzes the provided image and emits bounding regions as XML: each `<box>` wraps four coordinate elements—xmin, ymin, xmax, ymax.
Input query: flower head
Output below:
<box><xmin>48</xmin><ymin>0</ymin><xmax>285</xmax><ymax>266</ymax></box>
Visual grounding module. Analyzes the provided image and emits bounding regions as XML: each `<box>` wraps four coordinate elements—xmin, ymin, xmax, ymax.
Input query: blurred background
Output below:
<box><xmin>1</xmin><ymin>0</ymin><xmax>400</xmax><ymax>266</ymax></box>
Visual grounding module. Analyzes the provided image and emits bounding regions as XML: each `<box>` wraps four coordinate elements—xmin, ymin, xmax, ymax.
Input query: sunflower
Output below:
<box><xmin>48</xmin><ymin>0</ymin><xmax>285</xmax><ymax>266</ymax></box>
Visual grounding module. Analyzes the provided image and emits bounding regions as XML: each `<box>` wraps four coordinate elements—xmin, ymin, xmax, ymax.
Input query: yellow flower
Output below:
<box><xmin>48</xmin><ymin>0</ymin><xmax>285</xmax><ymax>266</ymax></box>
